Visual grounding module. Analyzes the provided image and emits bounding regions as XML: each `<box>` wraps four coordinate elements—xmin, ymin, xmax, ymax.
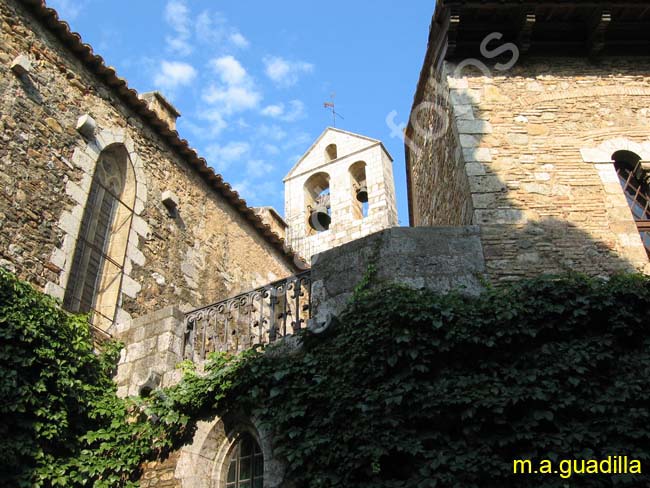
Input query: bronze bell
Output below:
<box><xmin>309</xmin><ymin>205</ymin><xmax>331</xmax><ymax>231</ymax></box>
<box><xmin>356</xmin><ymin>185</ymin><xmax>368</xmax><ymax>203</ymax></box>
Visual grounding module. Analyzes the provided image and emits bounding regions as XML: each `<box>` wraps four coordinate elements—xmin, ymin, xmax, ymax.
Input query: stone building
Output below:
<box><xmin>0</xmin><ymin>0</ymin><xmax>304</xmax><ymax>484</ymax></box>
<box><xmin>284</xmin><ymin>127</ymin><xmax>398</xmax><ymax>260</ymax></box>
<box><xmin>405</xmin><ymin>0</ymin><xmax>650</xmax><ymax>281</ymax></box>
<box><xmin>4</xmin><ymin>0</ymin><xmax>650</xmax><ymax>486</ymax></box>
<box><xmin>0</xmin><ymin>0</ymin><xmax>302</xmax><ymax>333</ymax></box>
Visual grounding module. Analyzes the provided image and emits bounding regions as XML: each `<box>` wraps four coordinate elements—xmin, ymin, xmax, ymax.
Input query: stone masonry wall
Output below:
<box><xmin>406</xmin><ymin>66</ymin><xmax>473</xmax><ymax>227</ymax></box>
<box><xmin>409</xmin><ymin>55</ymin><xmax>650</xmax><ymax>281</ymax></box>
<box><xmin>0</xmin><ymin>0</ymin><xmax>295</xmax><ymax>332</ymax></box>
<box><xmin>310</xmin><ymin>226</ymin><xmax>487</xmax><ymax>327</ymax></box>
<box><xmin>285</xmin><ymin>129</ymin><xmax>399</xmax><ymax>261</ymax></box>
<box><xmin>140</xmin><ymin>452</ymin><xmax>182</xmax><ymax>488</ymax></box>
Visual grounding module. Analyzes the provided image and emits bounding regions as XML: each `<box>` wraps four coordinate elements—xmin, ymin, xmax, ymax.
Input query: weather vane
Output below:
<box><xmin>323</xmin><ymin>92</ymin><xmax>344</xmax><ymax>127</ymax></box>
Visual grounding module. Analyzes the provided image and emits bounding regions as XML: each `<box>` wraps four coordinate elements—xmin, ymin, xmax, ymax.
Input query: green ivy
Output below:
<box><xmin>211</xmin><ymin>273</ymin><xmax>650</xmax><ymax>487</ymax></box>
<box><xmin>0</xmin><ymin>268</ymin><xmax>190</xmax><ymax>487</ymax></box>
<box><xmin>2</xmin><ymin>268</ymin><xmax>650</xmax><ymax>487</ymax></box>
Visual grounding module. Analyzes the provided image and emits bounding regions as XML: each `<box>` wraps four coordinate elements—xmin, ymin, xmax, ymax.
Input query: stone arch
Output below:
<box><xmin>303</xmin><ymin>171</ymin><xmax>331</xmax><ymax>233</ymax></box>
<box><xmin>580</xmin><ymin>137</ymin><xmax>650</xmax><ymax>267</ymax></box>
<box><xmin>45</xmin><ymin>128</ymin><xmax>149</xmax><ymax>335</ymax></box>
<box><xmin>175</xmin><ymin>415</ymin><xmax>285</xmax><ymax>488</ymax></box>
<box><xmin>580</xmin><ymin>138</ymin><xmax>650</xmax><ymax>164</ymax></box>
<box><xmin>349</xmin><ymin>160</ymin><xmax>368</xmax><ymax>219</ymax></box>
<box><xmin>325</xmin><ymin>143</ymin><xmax>337</xmax><ymax>161</ymax></box>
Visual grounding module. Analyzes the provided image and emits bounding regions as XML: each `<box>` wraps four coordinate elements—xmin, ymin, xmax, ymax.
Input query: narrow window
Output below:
<box><xmin>613</xmin><ymin>150</ymin><xmax>650</xmax><ymax>256</ymax></box>
<box><xmin>63</xmin><ymin>145</ymin><xmax>135</xmax><ymax>331</ymax></box>
<box><xmin>325</xmin><ymin>143</ymin><xmax>337</xmax><ymax>161</ymax></box>
<box><xmin>349</xmin><ymin>161</ymin><xmax>368</xmax><ymax>219</ymax></box>
<box><xmin>304</xmin><ymin>172</ymin><xmax>331</xmax><ymax>233</ymax></box>
<box><xmin>225</xmin><ymin>433</ymin><xmax>263</xmax><ymax>488</ymax></box>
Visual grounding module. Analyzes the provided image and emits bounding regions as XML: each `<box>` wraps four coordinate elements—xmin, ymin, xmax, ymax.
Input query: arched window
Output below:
<box><xmin>304</xmin><ymin>172</ymin><xmax>331</xmax><ymax>233</ymax></box>
<box><xmin>63</xmin><ymin>144</ymin><xmax>135</xmax><ymax>331</ymax></box>
<box><xmin>349</xmin><ymin>161</ymin><xmax>368</xmax><ymax>219</ymax></box>
<box><xmin>613</xmin><ymin>150</ymin><xmax>650</xmax><ymax>256</ymax></box>
<box><xmin>225</xmin><ymin>433</ymin><xmax>263</xmax><ymax>488</ymax></box>
<box><xmin>325</xmin><ymin>143</ymin><xmax>337</xmax><ymax>161</ymax></box>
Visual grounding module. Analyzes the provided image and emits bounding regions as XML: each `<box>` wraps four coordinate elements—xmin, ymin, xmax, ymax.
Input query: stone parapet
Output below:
<box><xmin>309</xmin><ymin>226</ymin><xmax>486</xmax><ymax>327</ymax></box>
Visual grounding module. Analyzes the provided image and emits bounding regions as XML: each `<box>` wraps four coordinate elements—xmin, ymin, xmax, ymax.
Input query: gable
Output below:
<box><xmin>284</xmin><ymin>127</ymin><xmax>384</xmax><ymax>181</ymax></box>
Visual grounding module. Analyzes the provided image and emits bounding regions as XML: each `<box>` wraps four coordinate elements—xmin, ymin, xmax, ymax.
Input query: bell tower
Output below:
<box><xmin>284</xmin><ymin>127</ymin><xmax>398</xmax><ymax>261</ymax></box>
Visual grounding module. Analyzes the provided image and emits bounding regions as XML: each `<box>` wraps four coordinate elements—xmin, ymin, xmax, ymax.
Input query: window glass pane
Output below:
<box><xmin>615</xmin><ymin>157</ymin><xmax>650</xmax><ymax>256</ymax></box>
<box><xmin>227</xmin><ymin>457</ymin><xmax>237</xmax><ymax>482</ymax></box>
<box><xmin>254</xmin><ymin>454</ymin><xmax>263</xmax><ymax>478</ymax></box>
<box><xmin>240</xmin><ymin>456</ymin><xmax>252</xmax><ymax>480</ymax></box>
<box><xmin>226</xmin><ymin>434</ymin><xmax>263</xmax><ymax>488</ymax></box>
<box><xmin>63</xmin><ymin>147</ymin><xmax>133</xmax><ymax>334</ymax></box>
<box><xmin>240</xmin><ymin>436</ymin><xmax>253</xmax><ymax>456</ymax></box>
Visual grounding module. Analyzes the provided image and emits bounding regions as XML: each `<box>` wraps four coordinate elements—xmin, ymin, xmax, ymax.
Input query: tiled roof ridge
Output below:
<box><xmin>18</xmin><ymin>0</ymin><xmax>301</xmax><ymax>269</ymax></box>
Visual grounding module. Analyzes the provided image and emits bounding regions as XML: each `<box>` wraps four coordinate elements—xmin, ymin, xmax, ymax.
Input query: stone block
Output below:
<box><xmin>75</xmin><ymin>114</ymin><xmax>97</xmax><ymax>138</ymax></box>
<box><xmin>463</xmin><ymin>147</ymin><xmax>492</xmax><ymax>162</ymax></box>
<box><xmin>457</xmin><ymin>120</ymin><xmax>493</xmax><ymax>134</ymax></box>
<box><xmin>468</xmin><ymin>175</ymin><xmax>506</xmax><ymax>193</ymax></box>
<box><xmin>10</xmin><ymin>54</ymin><xmax>31</xmax><ymax>75</ymax></box>
<box><xmin>121</xmin><ymin>274</ymin><xmax>142</xmax><ymax>299</ymax></box>
<box><xmin>453</xmin><ymin>104</ymin><xmax>475</xmax><ymax>120</ymax></box>
<box><xmin>459</xmin><ymin>134</ymin><xmax>480</xmax><ymax>147</ymax></box>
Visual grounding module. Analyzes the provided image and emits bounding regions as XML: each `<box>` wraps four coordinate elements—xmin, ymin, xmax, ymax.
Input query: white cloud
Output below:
<box><xmin>203</xmin><ymin>85</ymin><xmax>261</xmax><ymax>114</ymax></box>
<box><xmin>229</xmin><ymin>32</ymin><xmax>249</xmax><ymax>49</ymax></box>
<box><xmin>195</xmin><ymin>10</ymin><xmax>250</xmax><ymax>50</ymax></box>
<box><xmin>196</xmin><ymin>109</ymin><xmax>228</xmax><ymax>137</ymax></box>
<box><xmin>283</xmin><ymin>131</ymin><xmax>312</xmax><ymax>150</ymax></box>
<box><xmin>211</xmin><ymin>56</ymin><xmax>247</xmax><ymax>85</ymax></box>
<box><xmin>205</xmin><ymin>141</ymin><xmax>250</xmax><ymax>172</ymax></box>
<box><xmin>283</xmin><ymin>100</ymin><xmax>306</xmax><ymax>122</ymax></box>
<box><xmin>195</xmin><ymin>10</ymin><xmax>225</xmax><ymax>44</ymax></box>
<box><xmin>203</xmin><ymin>56</ymin><xmax>261</xmax><ymax>115</ymax></box>
<box><xmin>47</xmin><ymin>0</ymin><xmax>86</xmax><ymax>21</ymax></box>
<box><xmin>232</xmin><ymin>180</ymin><xmax>278</xmax><ymax>202</ymax></box>
<box><xmin>263</xmin><ymin>56</ymin><xmax>314</xmax><ymax>87</ymax></box>
<box><xmin>263</xmin><ymin>144</ymin><xmax>280</xmax><ymax>155</ymax></box>
<box><xmin>261</xmin><ymin>104</ymin><xmax>284</xmax><ymax>118</ymax></box>
<box><xmin>257</xmin><ymin>124</ymin><xmax>288</xmax><ymax>142</ymax></box>
<box><xmin>164</xmin><ymin>0</ymin><xmax>192</xmax><ymax>56</ymax></box>
<box><xmin>260</xmin><ymin>100</ymin><xmax>306</xmax><ymax>122</ymax></box>
<box><xmin>246</xmin><ymin>159</ymin><xmax>274</xmax><ymax>178</ymax></box>
<box><xmin>153</xmin><ymin>60</ymin><xmax>197</xmax><ymax>90</ymax></box>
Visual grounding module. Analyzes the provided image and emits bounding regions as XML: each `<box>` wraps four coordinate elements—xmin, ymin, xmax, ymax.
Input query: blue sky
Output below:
<box><xmin>46</xmin><ymin>0</ymin><xmax>434</xmax><ymax>224</ymax></box>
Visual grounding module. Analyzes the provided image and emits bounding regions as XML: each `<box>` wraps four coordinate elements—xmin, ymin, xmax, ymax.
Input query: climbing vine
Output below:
<box><xmin>0</xmin><ymin>268</ymin><xmax>190</xmax><ymax>487</ymax></box>
<box><xmin>2</xmin><ymin>267</ymin><xmax>650</xmax><ymax>487</ymax></box>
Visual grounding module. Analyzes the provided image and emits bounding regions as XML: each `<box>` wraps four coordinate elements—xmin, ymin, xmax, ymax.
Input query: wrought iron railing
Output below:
<box><xmin>183</xmin><ymin>271</ymin><xmax>311</xmax><ymax>361</ymax></box>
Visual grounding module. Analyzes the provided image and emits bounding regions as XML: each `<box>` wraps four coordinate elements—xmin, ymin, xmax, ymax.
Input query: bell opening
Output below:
<box><xmin>309</xmin><ymin>206</ymin><xmax>331</xmax><ymax>231</ymax></box>
<box><xmin>356</xmin><ymin>185</ymin><xmax>368</xmax><ymax>203</ymax></box>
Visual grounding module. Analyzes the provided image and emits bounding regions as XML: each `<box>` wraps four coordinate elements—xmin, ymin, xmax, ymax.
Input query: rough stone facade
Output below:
<box><xmin>140</xmin><ymin>452</ymin><xmax>182</xmax><ymax>488</ymax></box>
<box><xmin>406</xmin><ymin>69</ymin><xmax>473</xmax><ymax>227</ymax></box>
<box><xmin>284</xmin><ymin>127</ymin><xmax>398</xmax><ymax>261</ymax></box>
<box><xmin>0</xmin><ymin>0</ymin><xmax>297</xmax><ymax>336</ymax></box>
<box><xmin>310</xmin><ymin>226</ymin><xmax>486</xmax><ymax>327</ymax></box>
<box><xmin>407</xmin><ymin>49</ymin><xmax>650</xmax><ymax>280</ymax></box>
<box><xmin>253</xmin><ymin>206</ymin><xmax>288</xmax><ymax>242</ymax></box>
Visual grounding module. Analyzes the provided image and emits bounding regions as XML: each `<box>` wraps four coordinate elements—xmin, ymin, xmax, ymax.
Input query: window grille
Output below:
<box><xmin>63</xmin><ymin>149</ymin><xmax>133</xmax><ymax>331</ymax></box>
<box><xmin>614</xmin><ymin>152</ymin><xmax>650</xmax><ymax>257</ymax></box>
<box><xmin>225</xmin><ymin>433</ymin><xmax>263</xmax><ymax>488</ymax></box>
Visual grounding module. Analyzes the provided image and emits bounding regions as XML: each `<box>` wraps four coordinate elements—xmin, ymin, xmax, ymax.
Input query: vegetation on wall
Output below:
<box><xmin>0</xmin><ymin>268</ymin><xmax>191</xmax><ymax>487</ymax></box>
<box><xmin>2</xmin><ymin>267</ymin><xmax>650</xmax><ymax>487</ymax></box>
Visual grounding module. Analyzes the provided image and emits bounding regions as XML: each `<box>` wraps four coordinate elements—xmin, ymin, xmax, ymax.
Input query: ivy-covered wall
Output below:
<box><xmin>2</xmin><ymin>267</ymin><xmax>650</xmax><ymax>487</ymax></box>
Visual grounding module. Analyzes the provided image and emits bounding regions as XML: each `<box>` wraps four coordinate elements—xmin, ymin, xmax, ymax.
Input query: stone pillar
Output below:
<box><xmin>114</xmin><ymin>306</ymin><xmax>185</xmax><ymax>397</ymax></box>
